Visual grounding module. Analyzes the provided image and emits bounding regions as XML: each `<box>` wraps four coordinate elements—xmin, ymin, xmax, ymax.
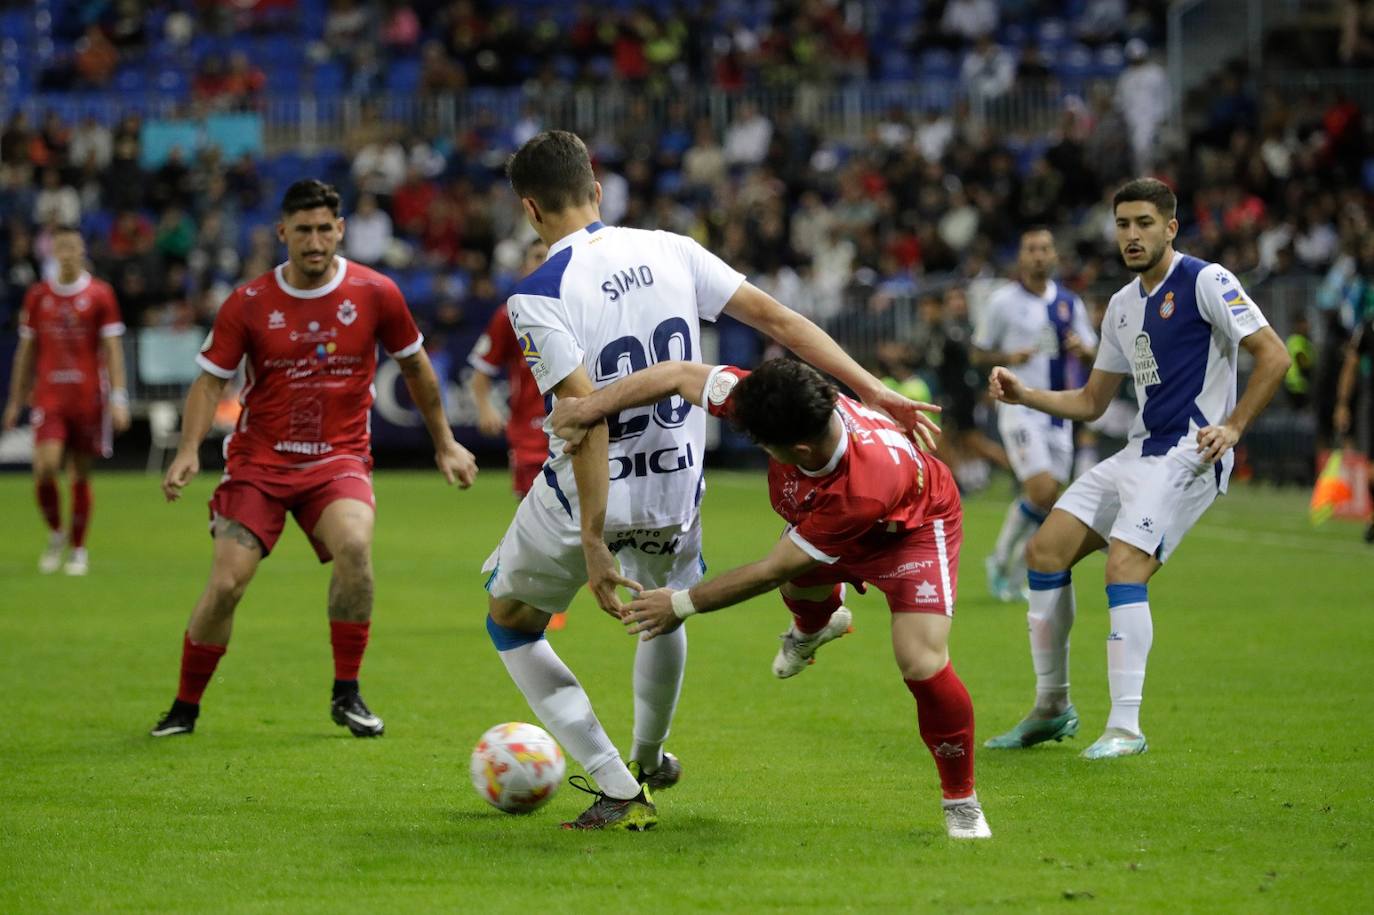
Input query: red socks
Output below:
<box><xmin>177</xmin><ymin>632</ymin><xmax>228</xmax><ymax>705</ymax></box>
<box><xmin>330</xmin><ymin>620</ymin><xmax>370</xmax><ymax>682</ymax></box>
<box><xmin>783</xmin><ymin>584</ymin><xmax>843</xmax><ymax>634</ymax></box>
<box><xmin>36</xmin><ymin>479</ymin><xmax>60</xmax><ymax>531</ymax></box>
<box><xmin>70</xmin><ymin>480</ymin><xmax>91</xmax><ymax>548</ymax></box>
<box><xmin>905</xmin><ymin>662</ymin><xmax>976</xmax><ymax>800</ymax></box>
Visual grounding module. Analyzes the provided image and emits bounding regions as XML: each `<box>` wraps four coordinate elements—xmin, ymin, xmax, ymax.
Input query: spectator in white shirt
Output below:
<box><xmin>941</xmin><ymin>0</ymin><xmax>999</xmax><ymax>44</ymax></box>
<box><xmin>1115</xmin><ymin>39</ymin><xmax>1169</xmax><ymax>172</ymax></box>
<box><xmin>724</xmin><ymin>101</ymin><xmax>773</xmax><ymax>166</ymax></box>
<box><xmin>961</xmin><ymin>37</ymin><xmax>1015</xmax><ymax>101</ymax></box>
<box><xmin>33</xmin><ymin>168</ymin><xmax>81</xmax><ymax>226</ymax></box>
<box><xmin>344</xmin><ymin>193</ymin><xmax>393</xmax><ymax>266</ymax></box>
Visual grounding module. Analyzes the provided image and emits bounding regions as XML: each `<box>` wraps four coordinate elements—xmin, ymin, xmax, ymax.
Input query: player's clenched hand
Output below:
<box><xmin>988</xmin><ymin>367</ymin><xmax>1025</xmax><ymax>404</ymax></box>
<box><xmin>863</xmin><ymin>387</ymin><xmax>942</xmax><ymax>451</ymax></box>
<box><xmin>435</xmin><ymin>440</ymin><xmax>478</xmax><ymax>488</ymax></box>
<box><xmin>1196</xmin><ymin>423</ymin><xmax>1240</xmax><ymax>463</ymax></box>
<box><xmin>549</xmin><ymin>396</ymin><xmax>595</xmax><ymax>454</ymax></box>
<box><xmin>162</xmin><ymin>450</ymin><xmax>199</xmax><ymax>502</ymax></box>
<box><xmin>622</xmin><ymin>589</ymin><xmax>682</xmax><ymax>641</ymax></box>
<box><xmin>583</xmin><ymin>540</ymin><xmax>643</xmax><ymax>620</ymax></box>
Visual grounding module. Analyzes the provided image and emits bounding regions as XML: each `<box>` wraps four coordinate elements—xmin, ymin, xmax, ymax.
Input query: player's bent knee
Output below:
<box><xmin>897</xmin><ymin>646</ymin><xmax>949</xmax><ymax>682</ymax></box>
<box><xmin>331</xmin><ymin>537</ymin><xmax>372</xmax><ymax>572</ymax></box>
<box><xmin>1024</xmin><ymin>532</ymin><xmax>1064</xmax><ymax>572</ymax></box>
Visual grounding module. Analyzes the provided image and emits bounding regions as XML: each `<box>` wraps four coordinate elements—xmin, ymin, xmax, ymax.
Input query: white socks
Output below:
<box><xmin>630</xmin><ymin>624</ymin><xmax>687</xmax><ymax>774</ymax></box>
<box><xmin>1026</xmin><ymin>570</ymin><xmax>1075</xmax><ymax>713</ymax></box>
<box><xmin>492</xmin><ymin>629</ymin><xmax>641</xmax><ymax>799</ymax></box>
<box><xmin>994</xmin><ymin>498</ymin><xmax>1046</xmax><ymax>575</ymax></box>
<box><xmin>1104</xmin><ymin>584</ymin><xmax>1153</xmax><ymax>736</ymax></box>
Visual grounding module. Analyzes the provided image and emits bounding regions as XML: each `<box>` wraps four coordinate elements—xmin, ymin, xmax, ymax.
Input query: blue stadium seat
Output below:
<box><xmin>311</xmin><ymin>60</ymin><xmax>346</xmax><ymax>94</ymax></box>
<box><xmin>386</xmin><ymin>59</ymin><xmax>421</xmax><ymax>93</ymax></box>
<box><xmin>918</xmin><ymin>49</ymin><xmax>958</xmax><ymax>79</ymax></box>
<box><xmin>880</xmin><ymin>51</ymin><xmax>915</xmax><ymax>82</ymax></box>
<box><xmin>113</xmin><ymin>67</ymin><xmax>147</xmax><ymax>93</ymax></box>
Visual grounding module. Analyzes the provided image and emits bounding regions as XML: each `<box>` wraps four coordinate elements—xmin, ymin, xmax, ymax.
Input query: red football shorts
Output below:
<box><xmin>789</xmin><ymin>509</ymin><xmax>963</xmax><ymax>616</ymax></box>
<box><xmin>511</xmin><ymin>449</ymin><xmax>546</xmax><ymax>499</ymax></box>
<box><xmin>32</xmin><ymin>402</ymin><xmax>109</xmax><ymax>458</ymax></box>
<box><xmin>208</xmin><ymin>459</ymin><xmax>375</xmax><ymax>562</ymax></box>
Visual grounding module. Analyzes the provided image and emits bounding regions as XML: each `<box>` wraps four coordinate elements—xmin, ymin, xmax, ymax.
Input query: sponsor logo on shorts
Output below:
<box><xmin>1136</xmin><ymin>516</ymin><xmax>1154</xmax><ymax>532</ymax></box>
<box><xmin>606</xmin><ymin>528</ymin><xmax>681</xmax><ymax>556</ymax></box>
<box><xmin>915</xmin><ymin>580</ymin><xmax>941</xmax><ymax>604</ymax></box>
<box><xmin>880</xmin><ymin>559</ymin><xmax>936</xmax><ymax>578</ymax></box>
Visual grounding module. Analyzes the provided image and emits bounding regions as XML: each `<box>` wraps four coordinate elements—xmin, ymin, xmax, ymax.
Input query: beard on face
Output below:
<box><xmin>1123</xmin><ymin>240</ymin><xmax>1166</xmax><ymax>275</ymax></box>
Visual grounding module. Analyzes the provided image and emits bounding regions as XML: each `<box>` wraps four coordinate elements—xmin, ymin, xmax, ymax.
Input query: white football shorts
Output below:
<box><xmin>1054</xmin><ymin>445</ymin><xmax>1219</xmax><ymax>563</ymax></box>
<box><xmin>998</xmin><ymin>404</ymin><xmax>1074</xmax><ymax>484</ymax></box>
<box><xmin>482</xmin><ymin>484</ymin><xmax>705</xmax><ymax>614</ymax></box>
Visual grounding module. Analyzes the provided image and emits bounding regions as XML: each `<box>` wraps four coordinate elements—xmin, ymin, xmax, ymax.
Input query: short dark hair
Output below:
<box><xmin>1021</xmin><ymin>224</ymin><xmax>1054</xmax><ymax>239</ymax></box>
<box><xmin>729</xmin><ymin>359</ymin><xmax>837</xmax><ymax>448</ymax></box>
<box><xmin>506</xmin><ymin>130</ymin><xmax>597</xmax><ymax>214</ymax></box>
<box><xmin>1113</xmin><ymin>178</ymin><xmax>1177</xmax><ymax>221</ymax></box>
<box><xmin>280</xmin><ymin>179</ymin><xmax>341</xmax><ymax>217</ymax></box>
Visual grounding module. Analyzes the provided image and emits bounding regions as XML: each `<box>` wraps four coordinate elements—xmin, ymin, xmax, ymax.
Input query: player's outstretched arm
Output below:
<box><xmin>721</xmin><ymin>282</ymin><xmax>941</xmax><ymax>449</ymax></box>
<box><xmin>2</xmin><ymin>336</ymin><xmax>35</xmax><ymax>431</ymax></box>
<box><xmin>396</xmin><ymin>349</ymin><xmax>477</xmax><ymax>488</ymax></box>
<box><xmin>623</xmin><ymin>537</ymin><xmax>818</xmax><ymax>641</ymax></box>
<box><xmin>162</xmin><ymin>371</ymin><xmax>229</xmax><ymax>502</ymax></box>
<box><xmin>1197</xmin><ymin>327</ymin><xmax>1291</xmax><ymax>462</ymax></box>
<box><xmin>549</xmin><ymin>361</ymin><xmax>713</xmax><ymax>451</ymax></box>
<box><xmin>989</xmin><ymin>366</ymin><xmax>1124</xmax><ymax>423</ymax></box>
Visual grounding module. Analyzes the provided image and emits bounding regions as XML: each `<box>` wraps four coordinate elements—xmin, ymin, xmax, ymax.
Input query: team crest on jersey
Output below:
<box><xmin>1133</xmin><ymin>333</ymin><xmax>1161</xmax><ymax>386</ymax></box>
<box><xmin>74</xmin><ymin>296</ymin><xmax>89</xmax><ymax>312</ymax></box>
<box><xmin>1057</xmin><ymin>300</ymin><xmax>1071</xmax><ymax>321</ymax></box>
<box><xmin>337</xmin><ymin>299</ymin><xmax>358</xmax><ymax>326</ymax></box>
<box><xmin>268</xmin><ymin>310</ymin><xmax>286</xmax><ymax>329</ymax></box>
<box><xmin>1159</xmin><ymin>292</ymin><xmax>1175</xmax><ymax>320</ymax></box>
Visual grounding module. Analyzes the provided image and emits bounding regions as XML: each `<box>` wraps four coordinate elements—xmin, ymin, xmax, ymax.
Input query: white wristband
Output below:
<box><xmin>110</xmin><ymin>389</ymin><xmax>129</xmax><ymax>407</ymax></box>
<box><xmin>670</xmin><ymin>589</ymin><xmax>698</xmax><ymax>620</ymax></box>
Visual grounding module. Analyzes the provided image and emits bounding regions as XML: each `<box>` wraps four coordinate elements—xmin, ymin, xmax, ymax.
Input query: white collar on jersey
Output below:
<box><xmin>1136</xmin><ymin>249</ymin><xmax>1183</xmax><ymax>298</ymax></box>
<box><xmin>50</xmin><ymin>272</ymin><xmax>92</xmax><ymax>296</ymax></box>
<box><xmin>1018</xmin><ymin>278</ymin><xmax>1057</xmax><ymax>303</ymax></box>
<box><xmin>274</xmin><ymin>256</ymin><xmax>349</xmax><ymax>299</ymax></box>
<box><xmin>547</xmin><ymin>220</ymin><xmax>608</xmax><ymax>257</ymax></box>
<box><xmin>799</xmin><ymin>411</ymin><xmax>849</xmax><ymax>478</ymax></box>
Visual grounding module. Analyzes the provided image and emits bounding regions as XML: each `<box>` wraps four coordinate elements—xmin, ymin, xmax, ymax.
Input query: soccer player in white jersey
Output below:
<box><xmin>982</xmin><ymin>179</ymin><xmax>1290</xmax><ymax>759</ymax></box>
<box><xmin>482</xmin><ymin>131</ymin><xmax>940</xmax><ymax>829</ymax></box>
<box><xmin>972</xmin><ymin>227</ymin><xmax>1097</xmax><ymax>602</ymax></box>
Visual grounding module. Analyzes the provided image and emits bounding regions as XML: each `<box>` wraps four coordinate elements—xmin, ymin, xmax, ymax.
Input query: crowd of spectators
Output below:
<box><xmin>2</xmin><ymin>0</ymin><xmax>1372</xmax><ymax>473</ymax></box>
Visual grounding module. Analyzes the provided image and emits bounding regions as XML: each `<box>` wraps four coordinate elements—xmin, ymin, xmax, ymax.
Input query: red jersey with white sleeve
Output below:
<box><xmin>467</xmin><ymin>303</ymin><xmax>549</xmax><ymax>462</ymax></box>
<box><xmin>18</xmin><ymin>273</ymin><xmax>124</xmax><ymax>412</ymax></box>
<box><xmin>702</xmin><ymin>364</ymin><xmax>964</xmax><ymax>615</ymax></box>
<box><xmin>197</xmin><ymin>257</ymin><xmax>422</xmax><ymax>473</ymax></box>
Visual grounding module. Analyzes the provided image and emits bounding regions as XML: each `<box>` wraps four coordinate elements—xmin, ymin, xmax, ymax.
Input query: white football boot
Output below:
<box><xmin>63</xmin><ymin>546</ymin><xmax>89</xmax><ymax>576</ymax></box>
<box><xmin>943</xmin><ymin>794</ymin><xmax>992</xmax><ymax>839</ymax></box>
<box><xmin>772</xmin><ymin>606</ymin><xmax>853</xmax><ymax>678</ymax></box>
<box><xmin>38</xmin><ymin>531</ymin><xmax>66</xmax><ymax>574</ymax></box>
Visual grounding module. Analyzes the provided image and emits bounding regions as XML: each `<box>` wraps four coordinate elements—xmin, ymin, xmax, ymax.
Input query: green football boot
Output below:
<box><xmin>1081</xmin><ymin>729</ymin><xmax>1148</xmax><ymax>759</ymax></box>
<box><xmin>983</xmin><ymin>706</ymin><xmax>1080</xmax><ymax>749</ymax></box>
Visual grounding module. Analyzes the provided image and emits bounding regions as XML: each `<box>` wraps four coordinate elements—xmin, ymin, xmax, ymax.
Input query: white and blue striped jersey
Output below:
<box><xmin>973</xmin><ymin>279</ymin><xmax>1097</xmax><ymax>393</ymax></box>
<box><xmin>1094</xmin><ymin>252</ymin><xmax>1269</xmax><ymax>492</ymax></box>
<box><xmin>506</xmin><ymin>220</ymin><xmax>744</xmax><ymax>530</ymax></box>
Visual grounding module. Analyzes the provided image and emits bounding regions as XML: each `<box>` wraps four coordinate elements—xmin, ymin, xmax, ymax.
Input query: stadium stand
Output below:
<box><xmin>1</xmin><ymin>0</ymin><xmax>1370</xmax><ymax>483</ymax></box>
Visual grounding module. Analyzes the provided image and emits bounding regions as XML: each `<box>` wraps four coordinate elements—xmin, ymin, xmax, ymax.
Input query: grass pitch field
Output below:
<box><xmin>1</xmin><ymin>468</ymin><xmax>1370</xmax><ymax>912</ymax></box>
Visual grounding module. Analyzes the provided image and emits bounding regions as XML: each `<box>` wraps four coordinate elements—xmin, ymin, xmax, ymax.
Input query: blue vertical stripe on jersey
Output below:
<box><xmin>1140</xmin><ymin>255</ymin><xmax>1213</xmax><ymax>457</ymax></box>
<box><xmin>1046</xmin><ymin>288</ymin><xmax>1076</xmax><ymax>429</ymax></box>
<box><xmin>542</xmin><ymin>451</ymin><xmax>573</xmax><ymax>518</ymax></box>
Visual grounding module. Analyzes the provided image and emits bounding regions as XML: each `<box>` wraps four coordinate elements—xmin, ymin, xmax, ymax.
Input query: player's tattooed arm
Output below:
<box><xmin>550</xmin><ymin>361</ymin><xmax>713</xmax><ymax>452</ymax></box>
<box><xmin>623</xmin><ymin>537</ymin><xmax>818</xmax><ymax>640</ymax></box>
<box><xmin>396</xmin><ymin>350</ymin><xmax>477</xmax><ymax>487</ymax></box>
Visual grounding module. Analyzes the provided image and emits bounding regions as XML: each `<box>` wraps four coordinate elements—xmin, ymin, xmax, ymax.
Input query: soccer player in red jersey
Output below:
<box><xmin>550</xmin><ymin>358</ymin><xmax>991</xmax><ymax>839</ymax></box>
<box><xmin>4</xmin><ymin>226</ymin><xmax>130</xmax><ymax>576</ymax></box>
<box><xmin>469</xmin><ymin>239</ymin><xmax>551</xmax><ymax>499</ymax></box>
<box><xmin>150</xmin><ymin>180</ymin><xmax>478</xmax><ymax>738</ymax></box>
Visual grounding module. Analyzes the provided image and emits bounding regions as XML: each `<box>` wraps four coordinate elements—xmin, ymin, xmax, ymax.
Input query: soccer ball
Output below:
<box><xmin>470</xmin><ymin>722</ymin><xmax>566</xmax><ymax>813</ymax></box>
